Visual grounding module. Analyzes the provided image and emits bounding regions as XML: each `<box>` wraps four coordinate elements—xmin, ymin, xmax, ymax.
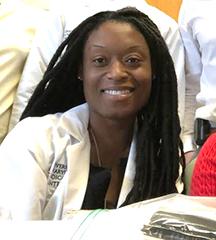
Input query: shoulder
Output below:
<box><xmin>136</xmin><ymin>1</ymin><xmax>179</xmax><ymax>31</ymax></box>
<box><xmin>0</xmin><ymin>104</ymin><xmax>89</xmax><ymax>174</ymax></box>
<box><xmin>4</xmin><ymin>103</ymin><xmax>89</xmax><ymax>145</ymax></box>
<box><xmin>0</xmin><ymin>103</ymin><xmax>89</xmax><ymax>175</ymax></box>
<box><xmin>179</xmin><ymin>0</ymin><xmax>214</xmax><ymax>25</ymax></box>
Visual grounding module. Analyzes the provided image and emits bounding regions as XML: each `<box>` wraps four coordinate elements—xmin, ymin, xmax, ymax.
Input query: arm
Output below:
<box><xmin>0</xmin><ymin>119</ymin><xmax>50</xmax><ymax>219</ymax></box>
<box><xmin>194</xmin><ymin>11</ymin><xmax>216</xmax><ymax>122</ymax></box>
<box><xmin>179</xmin><ymin>2</ymin><xmax>216</xmax><ymax>156</ymax></box>
<box><xmin>178</xmin><ymin>3</ymin><xmax>201</xmax><ymax>155</ymax></box>
<box><xmin>8</xmin><ymin>12</ymin><xmax>65</xmax><ymax>130</ymax></box>
<box><xmin>163</xmin><ymin>24</ymin><xmax>186</xmax><ymax>130</ymax></box>
<box><xmin>190</xmin><ymin>133</ymin><xmax>216</xmax><ymax>196</ymax></box>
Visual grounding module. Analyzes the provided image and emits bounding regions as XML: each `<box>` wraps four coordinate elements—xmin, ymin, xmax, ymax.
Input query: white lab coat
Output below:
<box><xmin>179</xmin><ymin>0</ymin><xmax>216</xmax><ymax>152</ymax></box>
<box><xmin>0</xmin><ymin>103</ymin><xmax>183</xmax><ymax>220</ymax></box>
<box><xmin>8</xmin><ymin>0</ymin><xmax>185</xmax><ymax>138</ymax></box>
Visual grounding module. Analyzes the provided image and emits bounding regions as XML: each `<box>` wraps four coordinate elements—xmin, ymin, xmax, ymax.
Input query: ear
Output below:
<box><xmin>152</xmin><ymin>74</ymin><xmax>156</xmax><ymax>80</ymax></box>
<box><xmin>78</xmin><ymin>65</ymin><xmax>83</xmax><ymax>81</ymax></box>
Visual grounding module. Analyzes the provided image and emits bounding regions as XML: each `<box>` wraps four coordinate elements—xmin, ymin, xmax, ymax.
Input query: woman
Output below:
<box><xmin>0</xmin><ymin>7</ymin><xmax>184</xmax><ymax>220</ymax></box>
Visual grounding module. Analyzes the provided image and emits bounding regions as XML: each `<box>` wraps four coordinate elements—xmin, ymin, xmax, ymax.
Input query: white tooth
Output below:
<box><xmin>104</xmin><ymin>90</ymin><xmax>130</xmax><ymax>95</ymax></box>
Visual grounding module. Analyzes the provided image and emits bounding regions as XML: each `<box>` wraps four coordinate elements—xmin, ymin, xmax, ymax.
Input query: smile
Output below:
<box><xmin>101</xmin><ymin>86</ymin><xmax>135</xmax><ymax>96</ymax></box>
<box><xmin>103</xmin><ymin>89</ymin><xmax>131</xmax><ymax>95</ymax></box>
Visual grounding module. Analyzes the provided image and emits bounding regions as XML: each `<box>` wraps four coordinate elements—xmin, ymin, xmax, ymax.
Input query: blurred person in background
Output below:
<box><xmin>178</xmin><ymin>0</ymin><xmax>216</xmax><ymax>163</ymax></box>
<box><xmin>0</xmin><ymin>0</ymin><xmax>49</xmax><ymax>143</ymax></box>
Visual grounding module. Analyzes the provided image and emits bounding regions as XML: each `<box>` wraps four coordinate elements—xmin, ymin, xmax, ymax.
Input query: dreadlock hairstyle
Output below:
<box><xmin>20</xmin><ymin>7</ymin><xmax>185</xmax><ymax>205</ymax></box>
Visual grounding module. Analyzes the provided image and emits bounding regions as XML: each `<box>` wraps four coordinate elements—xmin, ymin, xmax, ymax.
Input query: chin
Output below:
<box><xmin>101</xmin><ymin>109</ymin><xmax>137</xmax><ymax>121</ymax></box>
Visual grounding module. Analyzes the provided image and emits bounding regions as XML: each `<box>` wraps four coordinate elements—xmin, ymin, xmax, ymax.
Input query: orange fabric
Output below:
<box><xmin>146</xmin><ymin>0</ymin><xmax>182</xmax><ymax>21</ymax></box>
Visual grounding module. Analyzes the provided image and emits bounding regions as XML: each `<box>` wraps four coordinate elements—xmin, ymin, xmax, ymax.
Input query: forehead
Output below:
<box><xmin>85</xmin><ymin>20</ymin><xmax>149</xmax><ymax>50</ymax></box>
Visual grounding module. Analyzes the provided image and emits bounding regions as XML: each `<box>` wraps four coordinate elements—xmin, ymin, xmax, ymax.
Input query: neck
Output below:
<box><xmin>89</xmin><ymin>117</ymin><xmax>135</xmax><ymax>168</ymax></box>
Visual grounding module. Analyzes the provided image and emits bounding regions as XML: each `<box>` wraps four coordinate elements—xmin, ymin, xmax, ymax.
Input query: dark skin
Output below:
<box><xmin>88</xmin><ymin>119</ymin><xmax>134</xmax><ymax>207</ymax></box>
<box><xmin>80</xmin><ymin>21</ymin><xmax>153</xmax><ymax>206</ymax></box>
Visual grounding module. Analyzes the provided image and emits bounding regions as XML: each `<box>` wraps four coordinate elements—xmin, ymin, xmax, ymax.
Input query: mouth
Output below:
<box><xmin>101</xmin><ymin>87</ymin><xmax>134</xmax><ymax>96</ymax></box>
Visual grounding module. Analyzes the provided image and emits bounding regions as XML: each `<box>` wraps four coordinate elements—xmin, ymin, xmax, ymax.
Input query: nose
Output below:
<box><xmin>106</xmin><ymin>59</ymin><xmax>128</xmax><ymax>80</ymax></box>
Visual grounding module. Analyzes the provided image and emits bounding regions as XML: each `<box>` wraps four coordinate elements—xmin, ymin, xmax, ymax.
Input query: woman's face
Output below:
<box><xmin>81</xmin><ymin>20</ymin><xmax>152</xmax><ymax>121</ymax></box>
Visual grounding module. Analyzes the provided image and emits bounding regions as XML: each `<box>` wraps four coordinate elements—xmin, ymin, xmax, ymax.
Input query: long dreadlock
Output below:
<box><xmin>20</xmin><ymin>7</ymin><xmax>185</xmax><ymax>205</ymax></box>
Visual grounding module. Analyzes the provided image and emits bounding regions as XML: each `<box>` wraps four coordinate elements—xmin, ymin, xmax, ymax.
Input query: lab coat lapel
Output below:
<box><xmin>62</xmin><ymin>131</ymin><xmax>91</xmax><ymax>215</ymax></box>
<box><xmin>117</xmin><ymin>126</ymin><xmax>137</xmax><ymax>207</ymax></box>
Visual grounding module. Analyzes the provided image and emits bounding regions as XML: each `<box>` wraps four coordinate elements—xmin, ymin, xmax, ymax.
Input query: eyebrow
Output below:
<box><xmin>91</xmin><ymin>44</ymin><xmax>105</xmax><ymax>48</ymax></box>
<box><xmin>91</xmin><ymin>44</ymin><xmax>146</xmax><ymax>50</ymax></box>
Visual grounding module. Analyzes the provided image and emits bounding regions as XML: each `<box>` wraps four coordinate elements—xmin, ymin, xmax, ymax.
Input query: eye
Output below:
<box><xmin>93</xmin><ymin>57</ymin><xmax>107</xmax><ymax>66</ymax></box>
<box><xmin>125</xmin><ymin>56</ymin><xmax>141</xmax><ymax>66</ymax></box>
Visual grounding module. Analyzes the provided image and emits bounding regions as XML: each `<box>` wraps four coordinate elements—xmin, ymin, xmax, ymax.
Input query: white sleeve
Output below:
<box><xmin>0</xmin><ymin>119</ymin><xmax>50</xmax><ymax>220</ymax></box>
<box><xmin>8</xmin><ymin>12</ymin><xmax>65</xmax><ymax>130</ymax></box>
<box><xmin>178</xmin><ymin>3</ymin><xmax>201</xmax><ymax>153</ymax></box>
<box><xmin>194</xmin><ymin>13</ymin><xmax>216</xmax><ymax>122</ymax></box>
<box><xmin>178</xmin><ymin>2</ymin><xmax>216</xmax><ymax>152</ymax></box>
<box><xmin>163</xmin><ymin>24</ymin><xmax>186</xmax><ymax>130</ymax></box>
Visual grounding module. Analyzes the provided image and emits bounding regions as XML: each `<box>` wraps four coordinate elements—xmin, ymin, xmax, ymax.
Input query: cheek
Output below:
<box><xmin>83</xmin><ymin>80</ymin><xmax>91</xmax><ymax>102</ymax></box>
<box><xmin>82</xmin><ymin>75</ymin><xmax>98</xmax><ymax>102</ymax></box>
<box><xmin>138</xmin><ymin>77</ymin><xmax>152</xmax><ymax>104</ymax></box>
<box><xmin>146</xmin><ymin>78</ymin><xmax>152</xmax><ymax>96</ymax></box>
<box><xmin>135</xmin><ymin>62</ymin><xmax>152</xmax><ymax>90</ymax></box>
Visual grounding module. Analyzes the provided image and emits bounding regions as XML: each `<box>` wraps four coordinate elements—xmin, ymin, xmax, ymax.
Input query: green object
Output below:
<box><xmin>184</xmin><ymin>156</ymin><xmax>197</xmax><ymax>195</ymax></box>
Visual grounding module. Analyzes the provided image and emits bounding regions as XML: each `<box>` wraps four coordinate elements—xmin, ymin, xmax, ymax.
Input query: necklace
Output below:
<box><xmin>89</xmin><ymin>126</ymin><xmax>102</xmax><ymax>167</ymax></box>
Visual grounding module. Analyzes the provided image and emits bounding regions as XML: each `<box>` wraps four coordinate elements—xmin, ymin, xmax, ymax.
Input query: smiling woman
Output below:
<box><xmin>0</xmin><ymin>7</ymin><xmax>185</xmax><ymax>220</ymax></box>
<box><xmin>82</xmin><ymin>21</ymin><xmax>152</xmax><ymax>123</ymax></box>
